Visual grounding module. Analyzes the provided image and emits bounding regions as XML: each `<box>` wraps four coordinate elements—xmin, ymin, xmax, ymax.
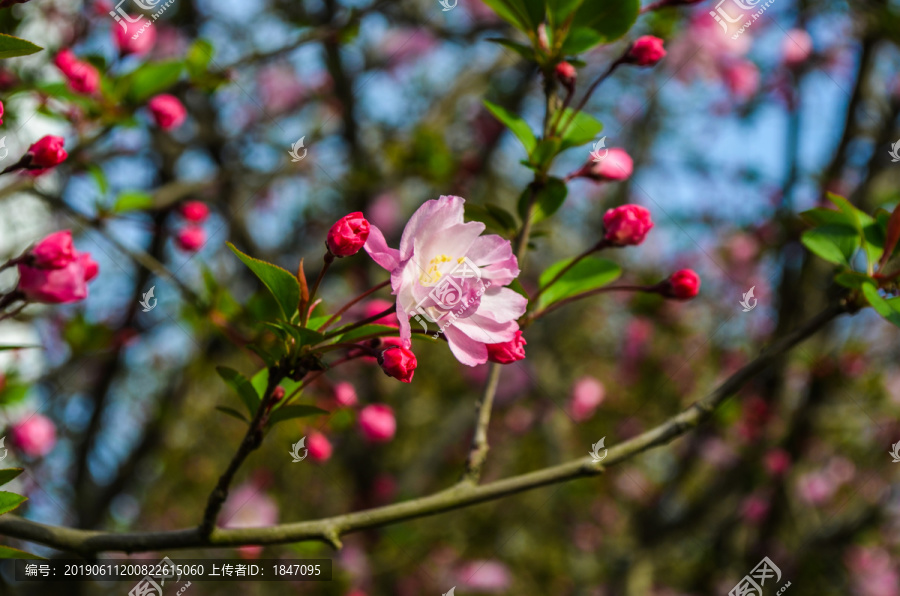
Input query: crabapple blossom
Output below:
<box><xmin>307</xmin><ymin>431</ymin><xmax>333</xmax><ymax>462</ymax></box>
<box><xmin>602</xmin><ymin>204</ymin><xmax>654</xmax><ymax>246</ymax></box>
<box><xmin>180</xmin><ymin>201</ymin><xmax>209</xmax><ymax>222</ymax></box>
<box><xmin>176</xmin><ymin>225</ymin><xmax>206</xmax><ymax>252</ymax></box>
<box><xmin>662</xmin><ymin>269</ymin><xmax>701</xmax><ymax>300</ymax></box>
<box><xmin>29</xmin><ymin>230</ymin><xmax>75</xmax><ymax>269</ymax></box>
<box><xmin>27</xmin><ymin>136</ymin><xmax>68</xmax><ymax>170</ymax></box>
<box><xmin>112</xmin><ymin>19</ymin><xmax>156</xmax><ymax>55</ymax></box>
<box><xmin>379</xmin><ymin>345</ymin><xmax>417</xmax><ymax>383</ymax></box>
<box><xmin>359</xmin><ymin>404</ymin><xmax>396</xmax><ymax>442</ymax></box>
<box><xmin>625</xmin><ymin>36</ymin><xmax>667</xmax><ymax>67</ymax></box>
<box><xmin>17</xmin><ymin>249</ymin><xmax>98</xmax><ymax>303</ymax></box>
<box><xmin>9</xmin><ymin>414</ymin><xmax>56</xmax><ymax>457</ymax></box>
<box><xmin>486</xmin><ymin>330</ymin><xmax>526</xmax><ymax>364</ymax></box>
<box><xmin>327</xmin><ymin>212</ymin><xmax>370</xmax><ymax>257</ymax></box>
<box><xmin>148</xmin><ymin>94</ymin><xmax>187</xmax><ymax>130</ymax></box>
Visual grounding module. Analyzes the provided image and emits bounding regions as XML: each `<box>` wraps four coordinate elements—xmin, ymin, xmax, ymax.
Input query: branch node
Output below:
<box><xmin>322</xmin><ymin>527</ymin><xmax>343</xmax><ymax>550</ymax></box>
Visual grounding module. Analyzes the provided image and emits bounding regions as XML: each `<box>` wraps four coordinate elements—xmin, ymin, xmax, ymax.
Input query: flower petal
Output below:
<box><xmin>444</xmin><ymin>325</ymin><xmax>488</xmax><ymax>366</ymax></box>
<box><xmin>399</xmin><ymin>196</ymin><xmax>465</xmax><ymax>261</ymax></box>
<box><xmin>476</xmin><ymin>288</ymin><xmax>528</xmax><ymax>323</ymax></box>
<box><xmin>452</xmin><ymin>316</ymin><xmax>519</xmax><ymax>344</ymax></box>
<box><xmin>364</xmin><ymin>225</ymin><xmax>401</xmax><ymax>271</ymax></box>
<box><xmin>466</xmin><ymin>235</ymin><xmax>520</xmax><ymax>286</ymax></box>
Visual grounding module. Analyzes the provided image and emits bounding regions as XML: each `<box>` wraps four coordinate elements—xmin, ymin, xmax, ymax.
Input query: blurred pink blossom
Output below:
<box><xmin>379</xmin><ymin>30</ymin><xmax>437</xmax><ymax>70</ymax></box>
<box><xmin>781</xmin><ymin>29</ymin><xmax>813</xmax><ymax>66</ymax></box>
<box><xmin>455</xmin><ymin>560</ymin><xmax>511</xmax><ymax>592</ymax></box>
<box><xmin>740</xmin><ymin>493</ymin><xmax>770</xmax><ymax>524</ymax></box>
<box><xmin>257</xmin><ymin>64</ymin><xmax>306</xmax><ymax>114</ymax></box>
<box><xmin>569</xmin><ymin>376</ymin><xmax>605</xmax><ymax>422</ymax></box>
<box><xmin>845</xmin><ymin>546</ymin><xmax>900</xmax><ymax>596</ymax></box>
<box><xmin>220</xmin><ymin>482</ymin><xmax>278</xmax><ymax>557</ymax></box>
<box><xmin>764</xmin><ymin>448</ymin><xmax>791</xmax><ymax>476</ymax></box>
<box><xmin>723</xmin><ymin>60</ymin><xmax>760</xmax><ymax>101</ymax></box>
<box><xmin>796</xmin><ymin>471</ymin><xmax>837</xmax><ymax>505</ymax></box>
<box><xmin>333</xmin><ymin>381</ymin><xmax>358</xmax><ymax>407</ymax></box>
<box><xmin>367</xmin><ymin>193</ymin><xmax>402</xmax><ymax>237</ymax></box>
<box><xmin>10</xmin><ymin>414</ymin><xmax>56</xmax><ymax>457</ymax></box>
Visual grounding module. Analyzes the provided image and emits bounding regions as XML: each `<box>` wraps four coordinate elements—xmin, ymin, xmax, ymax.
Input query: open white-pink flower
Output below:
<box><xmin>364</xmin><ymin>195</ymin><xmax>526</xmax><ymax>366</ymax></box>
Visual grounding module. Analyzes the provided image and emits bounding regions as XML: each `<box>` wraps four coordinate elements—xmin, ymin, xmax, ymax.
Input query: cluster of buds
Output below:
<box><xmin>15</xmin><ymin>230</ymin><xmax>99</xmax><ymax>304</ymax></box>
<box><xmin>175</xmin><ymin>201</ymin><xmax>210</xmax><ymax>252</ymax></box>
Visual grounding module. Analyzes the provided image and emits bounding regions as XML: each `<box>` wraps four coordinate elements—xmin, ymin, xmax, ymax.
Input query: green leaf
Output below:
<box><xmin>216</xmin><ymin>406</ymin><xmax>249</xmax><ymax>423</ymax></box>
<box><xmin>88</xmin><ymin>164</ymin><xmax>109</xmax><ymax>195</ymax></box>
<box><xmin>334</xmin><ymin>324</ymin><xmax>399</xmax><ymax>344</ymax></box>
<box><xmin>114</xmin><ymin>191</ymin><xmax>154</xmax><ymax>213</ymax></box>
<box><xmin>800</xmin><ymin>207</ymin><xmax>855</xmax><ymax>228</ymax></box>
<box><xmin>508</xmin><ymin>278</ymin><xmax>530</xmax><ymax>300</ymax></box>
<box><xmin>538</xmin><ymin>257</ymin><xmax>622</xmax><ymax>307</ymax></box>
<box><xmin>558</xmin><ymin>110</ymin><xmax>603</xmax><ymax>151</ymax></box>
<box><xmin>520</xmin><ymin>0</ymin><xmax>546</xmax><ymax>31</ymax></box>
<box><xmin>530</xmin><ymin>138</ymin><xmax>561</xmax><ymax>169</ymax></box>
<box><xmin>0</xmin><ymin>492</ymin><xmax>26</xmax><ymax>516</ymax></box>
<box><xmin>268</xmin><ymin>405</ymin><xmax>329</xmax><ymax>426</ymax></box>
<box><xmin>485</xmin><ymin>203</ymin><xmax>518</xmax><ymax>231</ymax></box>
<box><xmin>518</xmin><ymin>178</ymin><xmax>568</xmax><ymax>224</ymax></box>
<box><xmin>548</xmin><ymin>0</ymin><xmax>585</xmax><ymax>28</ymax></box>
<box><xmin>566</xmin><ymin>0</ymin><xmax>640</xmax><ymax>50</ymax></box>
<box><xmin>486</xmin><ymin>38</ymin><xmax>535</xmax><ymax>62</ymax></box>
<box><xmin>308</xmin><ymin>314</ymin><xmax>338</xmax><ymax>330</ymax></box>
<box><xmin>0</xmin><ymin>34</ymin><xmax>42</xmax><ymax>59</ymax></box>
<box><xmin>0</xmin><ymin>545</ymin><xmax>44</xmax><ymax>559</ymax></box>
<box><xmin>834</xmin><ymin>271</ymin><xmax>871</xmax><ymax>290</ymax></box>
<box><xmin>216</xmin><ymin>366</ymin><xmax>261</xmax><ymax>417</ymax></box>
<box><xmin>800</xmin><ymin>225</ymin><xmax>859</xmax><ymax>266</ymax></box>
<box><xmin>480</xmin><ymin>0</ymin><xmax>529</xmax><ymax>31</ymax></box>
<box><xmin>126</xmin><ymin>61</ymin><xmax>184</xmax><ymax>103</ymax></box>
<box><xmin>484</xmin><ymin>100</ymin><xmax>537</xmax><ymax>153</ymax></box>
<box><xmin>186</xmin><ymin>39</ymin><xmax>214</xmax><ymax>78</ymax></box>
<box><xmin>0</xmin><ymin>469</ymin><xmax>23</xmax><ymax>487</ymax></box>
<box><xmin>228</xmin><ymin>243</ymin><xmax>301</xmax><ymax>320</ymax></box>
<box><xmin>560</xmin><ymin>27</ymin><xmax>605</xmax><ymax>54</ymax></box>
<box><xmin>862</xmin><ymin>282</ymin><xmax>900</xmax><ymax>328</ymax></box>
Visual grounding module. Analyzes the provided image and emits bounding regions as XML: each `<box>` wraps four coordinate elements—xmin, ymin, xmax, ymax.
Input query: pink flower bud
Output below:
<box><xmin>66</xmin><ymin>60</ymin><xmax>100</xmax><ymax>95</ymax></box>
<box><xmin>764</xmin><ymin>449</ymin><xmax>790</xmax><ymax>477</ymax></box>
<box><xmin>148</xmin><ymin>94</ymin><xmax>187</xmax><ymax>130</ymax></box>
<box><xmin>307</xmin><ymin>431</ymin><xmax>333</xmax><ymax>462</ymax></box>
<box><xmin>0</xmin><ymin>100</ymin><xmax>4</xmax><ymax>126</ymax></box>
<box><xmin>486</xmin><ymin>330</ymin><xmax>526</xmax><ymax>364</ymax></box>
<box><xmin>327</xmin><ymin>212</ymin><xmax>371</xmax><ymax>257</ymax></box>
<box><xmin>271</xmin><ymin>386</ymin><xmax>285</xmax><ymax>402</ymax></box>
<box><xmin>333</xmin><ymin>381</ymin><xmax>358</xmax><ymax>407</ymax></box>
<box><xmin>625</xmin><ymin>36</ymin><xmax>667</xmax><ymax>67</ymax></box>
<box><xmin>782</xmin><ymin>29</ymin><xmax>813</xmax><ymax>67</ymax></box>
<box><xmin>662</xmin><ymin>269</ymin><xmax>701</xmax><ymax>300</ymax></box>
<box><xmin>180</xmin><ymin>201</ymin><xmax>209</xmax><ymax>223</ymax></box>
<box><xmin>569</xmin><ymin>376</ymin><xmax>605</xmax><ymax>422</ymax></box>
<box><xmin>379</xmin><ymin>345</ymin><xmax>417</xmax><ymax>383</ymax></box>
<box><xmin>17</xmin><ymin>248</ymin><xmax>98</xmax><ymax>304</ymax></box>
<box><xmin>30</xmin><ymin>230</ymin><xmax>75</xmax><ymax>269</ymax></box>
<box><xmin>555</xmin><ymin>61</ymin><xmax>577</xmax><ymax>92</ymax></box>
<box><xmin>53</xmin><ymin>49</ymin><xmax>78</xmax><ymax>74</ymax></box>
<box><xmin>27</xmin><ymin>135</ymin><xmax>67</xmax><ymax>169</ymax></box>
<box><xmin>112</xmin><ymin>19</ymin><xmax>156</xmax><ymax>55</ymax></box>
<box><xmin>723</xmin><ymin>60</ymin><xmax>760</xmax><ymax>101</ymax></box>
<box><xmin>587</xmin><ymin>148</ymin><xmax>633</xmax><ymax>181</ymax></box>
<box><xmin>358</xmin><ymin>404</ymin><xmax>396</xmax><ymax>443</ymax></box>
<box><xmin>9</xmin><ymin>414</ymin><xmax>56</xmax><ymax>457</ymax></box>
<box><xmin>176</xmin><ymin>225</ymin><xmax>206</xmax><ymax>252</ymax></box>
<box><xmin>602</xmin><ymin>204</ymin><xmax>653</xmax><ymax>246</ymax></box>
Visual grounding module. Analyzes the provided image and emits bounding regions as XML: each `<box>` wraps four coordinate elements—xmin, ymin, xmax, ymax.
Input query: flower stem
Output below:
<box><xmin>531</xmin><ymin>239</ymin><xmax>609</xmax><ymax>303</ymax></box>
<box><xmin>304</xmin><ymin>252</ymin><xmax>334</xmax><ymax>326</ymax></box>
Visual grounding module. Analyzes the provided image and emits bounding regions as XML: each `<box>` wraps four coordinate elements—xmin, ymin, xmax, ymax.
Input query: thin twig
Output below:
<box><xmin>318</xmin><ymin>279</ymin><xmax>391</xmax><ymax>331</ymax></box>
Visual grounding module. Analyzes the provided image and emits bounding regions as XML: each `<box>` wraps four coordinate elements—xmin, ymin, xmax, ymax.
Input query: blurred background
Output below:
<box><xmin>0</xmin><ymin>0</ymin><xmax>899</xmax><ymax>594</ymax></box>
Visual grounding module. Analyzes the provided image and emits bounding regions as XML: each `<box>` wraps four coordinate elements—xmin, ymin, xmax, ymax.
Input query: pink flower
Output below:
<box><xmin>29</xmin><ymin>230</ymin><xmax>76</xmax><ymax>269</ymax></box>
<box><xmin>333</xmin><ymin>382</ymin><xmax>358</xmax><ymax>407</ymax></box>
<box><xmin>663</xmin><ymin>269</ymin><xmax>701</xmax><ymax>300</ymax></box>
<box><xmin>147</xmin><ymin>94</ymin><xmax>187</xmax><ymax>130</ymax></box>
<box><xmin>176</xmin><ymin>225</ymin><xmax>205</xmax><ymax>252</ymax></box>
<box><xmin>363</xmin><ymin>298</ymin><xmax>398</xmax><ymax>327</ymax></box>
<box><xmin>17</xmin><ymin>250</ymin><xmax>98</xmax><ymax>304</ymax></box>
<box><xmin>53</xmin><ymin>49</ymin><xmax>78</xmax><ymax>74</ymax></box>
<box><xmin>257</xmin><ymin>64</ymin><xmax>306</xmax><ymax>113</ymax></box>
<box><xmin>379</xmin><ymin>345</ymin><xmax>417</xmax><ymax>383</ymax></box>
<box><xmin>740</xmin><ymin>494</ymin><xmax>770</xmax><ymax>524</ymax></box>
<box><xmin>220</xmin><ymin>481</ymin><xmax>278</xmax><ymax>558</ymax></box>
<box><xmin>782</xmin><ymin>29</ymin><xmax>813</xmax><ymax>66</ymax></box>
<box><xmin>625</xmin><ymin>36</ymin><xmax>667</xmax><ymax>67</ymax></box>
<box><xmin>328</xmin><ymin>212</ymin><xmax>371</xmax><ymax>257</ymax></box>
<box><xmin>584</xmin><ymin>148</ymin><xmax>633</xmax><ymax>181</ymax></box>
<box><xmin>112</xmin><ymin>19</ymin><xmax>156</xmax><ymax>55</ymax></box>
<box><xmin>796</xmin><ymin>471</ymin><xmax>836</xmax><ymax>505</ymax></box>
<box><xmin>764</xmin><ymin>449</ymin><xmax>791</xmax><ymax>476</ymax></box>
<box><xmin>555</xmin><ymin>61</ymin><xmax>576</xmax><ymax>92</ymax></box>
<box><xmin>723</xmin><ymin>59</ymin><xmax>760</xmax><ymax>101</ymax></box>
<box><xmin>27</xmin><ymin>135</ymin><xmax>67</xmax><ymax>170</ymax></box>
<box><xmin>180</xmin><ymin>201</ymin><xmax>209</xmax><ymax>222</ymax></box>
<box><xmin>486</xmin><ymin>330</ymin><xmax>526</xmax><ymax>364</ymax></box>
<box><xmin>603</xmin><ymin>204</ymin><xmax>654</xmax><ymax>246</ymax></box>
<box><xmin>363</xmin><ymin>196</ymin><xmax>526</xmax><ymax>367</ymax></box>
<box><xmin>54</xmin><ymin>50</ymin><xmax>99</xmax><ymax>94</ymax></box>
<box><xmin>359</xmin><ymin>404</ymin><xmax>396</xmax><ymax>442</ymax></box>
<box><xmin>846</xmin><ymin>546</ymin><xmax>900</xmax><ymax>596</ymax></box>
<box><xmin>9</xmin><ymin>414</ymin><xmax>56</xmax><ymax>457</ymax></box>
<box><xmin>307</xmin><ymin>431</ymin><xmax>333</xmax><ymax>462</ymax></box>
<box><xmin>456</xmin><ymin>560</ymin><xmax>512</xmax><ymax>592</ymax></box>
<box><xmin>569</xmin><ymin>376</ymin><xmax>605</xmax><ymax>421</ymax></box>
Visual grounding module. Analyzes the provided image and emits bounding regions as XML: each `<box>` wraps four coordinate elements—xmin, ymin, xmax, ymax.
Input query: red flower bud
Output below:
<box><xmin>148</xmin><ymin>94</ymin><xmax>187</xmax><ymax>130</ymax></box>
<box><xmin>625</xmin><ymin>36</ymin><xmax>667</xmax><ymax>67</ymax></box>
<box><xmin>0</xmin><ymin>100</ymin><xmax>4</xmax><ymax>126</ymax></box>
<box><xmin>378</xmin><ymin>345</ymin><xmax>417</xmax><ymax>383</ymax></box>
<box><xmin>327</xmin><ymin>212</ymin><xmax>370</xmax><ymax>257</ymax></box>
<box><xmin>180</xmin><ymin>201</ymin><xmax>210</xmax><ymax>223</ymax></box>
<box><xmin>602</xmin><ymin>205</ymin><xmax>653</xmax><ymax>246</ymax></box>
<box><xmin>307</xmin><ymin>431</ymin><xmax>333</xmax><ymax>461</ymax></box>
<box><xmin>663</xmin><ymin>269</ymin><xmax>701</xmax><ymax>299</ymax></box>
<box><xmin>27</xmin><ymin>136</ymin><xmax>68</xmax><ymax>169</ymax></box>
<box><xmin>271</xmin><ymin>386</ymin><xmax>285</xmax><ymax>402</ymax></box>
<box><xmin>30</xmin><ymin>230</ymin><xmax>75</xmax><ymax>269</ymax></box>
<box><xmin>17</xmin><ymin>250</ymin><xmax>98</xmax><ymax>304</ymax></box>
<box><xmin>486</xmin><ymin>330</ymin><xmax>526</xmax><ymax>364</ymax></box>
<box><xmin>359</xmin><ymin>404</ymin><xmax>396</xmax><ymax>442</ymax></box>
<box><xmin>584</xmin><ymin>148</ymin><xmax>633</xmax><ymax>182</ymax></box>
<box><xmin>176</xmin><ymin>225</ymin><xmax>206</xmax><ymax>252</ymax></box>
<box><xmin>555</xmin><ymin>61</ymin><xmax>577</xmax><ymax>93</ymax></box>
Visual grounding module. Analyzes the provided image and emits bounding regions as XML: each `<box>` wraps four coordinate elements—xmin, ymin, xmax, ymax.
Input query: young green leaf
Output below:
<box><xmin>518</xmin><ymin>178</ymin><xmax>569</xmax><ymax>224</ymax></box>
<box><xmin>0</xmin><ymin>469</ymin><xmax>23</xmax><ymax>487</ymax></box>
<box><xmin>216</xmin><ymin>366</ymin><xmax>261</xmax><ymax>417</ymax></box>
<box><xmin>862</xmin><ymin>282</ymin><xmax>900</xmax><ymax>328</ymax></box>
<box><xmin>126</xmin><ymin>61</ymin><xmax>184</xmax><ymax>103</ymax></box>
<box><xmin>484</xmin><ymin>100</ymin><xmax>537</xmax><ymax>153</ymax></box>
<box><xmin>114</xmin><ymin>191</ymin><xmax>155</xmax><ymax>213</ymax></box>
<box><xmin>538</xmin><ymin>257</ymin><xmax>622</xmax><ymax>307</ymax></box>
<box><xmin>334</xmin><ymin>324</ymin><xmax>399</xmax><ymax>344</ymax></box>
<box><xmin>834</xmin><ymin>271</ymin><xmax>871</xmax><ymax>290</ymax></box>
<box><xmin>879</xmin><ymin>202</ymin><xmax>900</xmax><ymax>268</ymax></box>
<box><xmin>215</xmin><ymin>406</ymin><xmax>250</xmax><ymax>423</ymax></box>
<box><xmin>560</xmin><ymin>0</ymin><xmax>640</xmax><ymax>53</ymax></box>
<box><xmin>800</xmin><ymin>225</ymin><xmax>859</xmax><ymax>266</ymax></box>
<box><xmin>0</xmin><ymin>34</ymin><xmax>43</xmax><ymax>59</ymax></box>
<box><xmin>268</xmin><ymin>404</ymin><xmax>329</xmax><ymax>426</ymax></box>
<box><xmin>548</xmin><ymin>0</ymin><xmax>585</xmax><ymax>28</ymax></box>
<box><xmin>0</xmin><ymin>545</ymin><xmax>44</xmax><ymax>559</ymax></box>
<box><xmin>228</xmin><ymin>243</ymin><xmax>301</xmax><ymax>320</ymax></box>
<box><xmin>557</xmin><ymin>110</ymin><xmax>603</xmax><ymax>151</ymax></box>
<box><xmin>0</xmin><ymin>492</ymin><xmax>27</xmax><ymax>516</ymax></box>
